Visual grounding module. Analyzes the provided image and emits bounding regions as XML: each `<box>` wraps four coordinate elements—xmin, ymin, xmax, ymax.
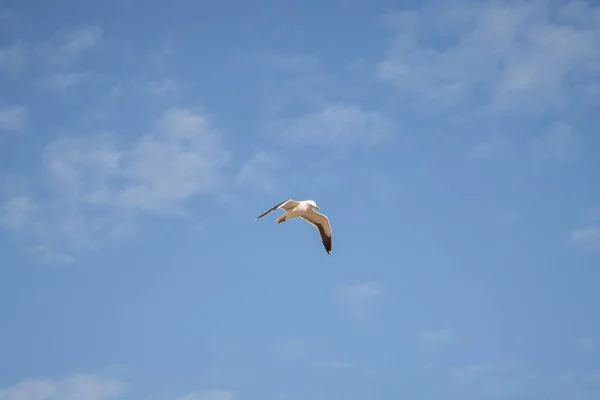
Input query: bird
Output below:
<box><xmin>255</xmin><ymin>199</ymin><xmax>332</xmax><ymax>254</ymax></box>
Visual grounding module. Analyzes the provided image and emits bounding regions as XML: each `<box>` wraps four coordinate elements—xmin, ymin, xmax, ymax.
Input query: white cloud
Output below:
<box><xmin>234</xmin><ymin>150</ymin><xmax>282</xmax><ymax>193</ymax></box>
<box><xmin>275</xmin><ymin>103</ymin><xmax>389</xmax><ymax>150</ymax></box>
<box><xmin>466</xmin><ymin>133</ymin><xmax>517</xmax><ymax>165</ymax></box>
<box><xmin>570</xmin><ymin>227</ymin><xmax>600</xmax><ymax>250</ymax></box>
<box><xmin>4</xmin><ymin>27</ymin><xmax>101</xmax><ymax>75</ymax></box>
<box><xmin>27</xmin><ymin>243</ymin><xmax>77</xmax><ymax>265</ymax></box>
<box><xmin>575</xmin><ymin>338</ymin><xmax>597</xmax><ymax>352</ymax></box>
<box><xmin>44</xmin><ymin>72</ymin><xmax>89</xmax><ymax>89</ymax></box>
<box><xmin>0</xmin><ymin>106</ymin><xmax>28</xmax><ymax>132</ymax></box>
<box><xmin>2</xmin><ymin>107</ymin><xmax>229</xmax><ymax>262</ymax></box>
<box><xmin>451</xmin><ymin>361</ymin><xmax>540</xmax><ymax>397</ymax></box>
<box><xmin>336</xmin><ymin>282</ymin><xmax>381</xmax><ymax>303</ymax></box>
<box><xmin>116</xmin><ymin>107</ymin><xmax>229</xmax><ymax>212</ymax></box>
<box><xmin>0</xmin><ymin>374</ymin><xmax>232</xmax><ymax>400</ymax></box>
<box><xmin>0</xmin><ymin>373</ymin><xmax>127</xmax><ymax>400</ymax></box>
<box><xmin>0</xmin><ymin>196</ymin><xmax>37</xmax><ymax>230</ymax></box>
<box><xmin>419</xmin><ymin>328</ymin><xmax>456</xmax><ymax>346</ymax></box>
<box><xmin>42</xmin><ymin>132</ymin><xmax>123</xmax><ymax>203</ymax></box>
<box><xmin>60</xmin><ymin>27</ymin><xmax>103</xmax><ymax>58</ymax></box>
<box><xmin>316</xmin><ymin>360</ymin><xmax>353</xmax><ymax>370</ymax></box>
<box><xmin>378</xmin><ymin>0</ymin><xmax>600</xmax><ymax>112</ymax></box>
<box><xmin>43</xmin><ymin>107</ymin><xmax>230</xmax><ymax>214</ymax></box>
<box><xmin>0</xmin><ymin>196</ymin><xmax>78</xmax><ymax>265</ymax></box>
<box><xmin>453</xmin><ymin>363</ymin><xmax>494</xmax><ymax>380</ymax></box>
<box><xmin>335</xmin><ymin>282</ymin><xmax>382</xmax><ymax>318</ymax></box>
<box><xmin>35</xmin><ymin>26</ymin><xmax>102</xmax><ymax>68</ymax></box>
<box><xmin>178</xmin><ymin>390</ymin><xmax>234</xmax><ymax>400</ymax></box>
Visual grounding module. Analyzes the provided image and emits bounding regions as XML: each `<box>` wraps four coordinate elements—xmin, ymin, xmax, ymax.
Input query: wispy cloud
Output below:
<box><xmin>315</xmin><ymin>360</ymin><xmax>354</xmax><ymax>370</ymax></box>
<box><xmin>234</xmin><ymin>150</ymin><xmax>282</xmax><ymax>193</ymax></box>
<box><xmin>42</xmin><ymin>71</ymin><xmax>89</xmax><ymax>90</ymax></box>
<box><xmin>178</xmin><ymin>390</ymin><xmax>234</xmax><ymax>400</ymax></box>
<box><xmin>43</xmin><ymin>107</ymin><xmax>230</xmax><ymax>214</ymax></box>
<box><xmin>27</xmin><ymin>243</ymin><xmax>77</xmax><ymax>265</ymax></box>
<box><xmin>419</xmin><ymin>328</ymin><xmax>456</xmax><ymax>347</ymax></box>
<box><xmin>60</xmin><ymin>26</ymin><xmax>103</xmax><ymax>58</ymax></box>
<box><xmin>336</xmin><ymin>282</ymin><xmax>381</xmax><ymax>302</ymax></box>
<box><xmin>2</xmin><ymin>26</ymin><xmax>102</xmax><ymax>76</ymax></box>
<box><xmin>466</xmin><ymin>120</ymin><xmax>579</xmax><ymax>179</ymax></box>
<box><xmin>1</xmin><ymin>107</ymin><xmax>230</xmax><ymax>262</ymax></box>
<box><xmin>0</xmin><ymin>373</ymin><xmax>232</xmax><ymax>400</ymax></box>
<box><xmin>335</xmin><ymin>282</ymin><xmax>382</xmax><ymax>317</ymax></box>
<box><xmin>570</xmin><ymin>227</ymin><xmax>600</xmax><ymax>250</ymax></box>
<box><xmin>1</xmin><ymin>196</ymin><xmax>79</xmax><ymax>265</ymax></box>
<box><xmin>466</xmin><ymin>133</ymin><xmax>517</xmax><ymax>165</ymax></box>
<box><xmin>452</xmin><ymin>361</ymin><xmax>540</xmax><ymax>397</ymax></box>
<box><xmin>0</xmin><ymin>106</ymin><xmax>28</xmax><ymax>132</ymax></box>
<box><xmin>453</xmin><ymin>363</ymin><xmax>494</xmax><ymax>380</ymax></box>
<box><xmin>274</xmin><ymin>103</ymin><xmax>389</xmax><ymax>151</ymax></box>
<box><xmin>35</xmin><ymin>26</ymin><xmax>102</xmax><ymax>67</ymax></box>
<box><xmin>0</xmin><ymin>373</ymin><xmax>127</xmax><ymax>400</ymax></box>
<box><xmin>378</xmin><ymin>0</ymin><xmax>600</xmax><ymax>113</ymax></box>
<box><xmin>0</xmin><ymin>196</ymin><xmax>37</xmax><ymax>230</ymax></box>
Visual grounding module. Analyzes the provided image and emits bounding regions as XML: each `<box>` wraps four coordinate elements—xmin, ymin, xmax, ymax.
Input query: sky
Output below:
<box><xmin>1</xmin><ymin>0</ymin><xmax>600</xmax><ymax>399</ymax></box>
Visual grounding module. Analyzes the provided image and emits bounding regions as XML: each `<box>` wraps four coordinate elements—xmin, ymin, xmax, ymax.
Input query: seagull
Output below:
<box><xmin>255</xmin><ymin>199</ymin><xmax>332</xmax><ymax>254</ymax></box>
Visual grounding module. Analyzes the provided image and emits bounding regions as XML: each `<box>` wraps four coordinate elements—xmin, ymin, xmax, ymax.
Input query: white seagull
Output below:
<box><xmin>255</xmin><ymin>199</ymin><xmax>333</xmax><ymax>254</ymax></box>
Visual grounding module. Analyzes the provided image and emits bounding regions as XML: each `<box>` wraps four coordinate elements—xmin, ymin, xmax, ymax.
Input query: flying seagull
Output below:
<box><xmin>255</xmin><ymin>199</ymin><xmax>332</xmax><ymax>254</ymax></box>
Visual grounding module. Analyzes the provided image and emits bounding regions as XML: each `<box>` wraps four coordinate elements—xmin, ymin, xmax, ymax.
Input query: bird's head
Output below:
<box><xmin>307</xmin><ymin>200</ymin><xmax>320</xmax><ymax>210</ymax></box>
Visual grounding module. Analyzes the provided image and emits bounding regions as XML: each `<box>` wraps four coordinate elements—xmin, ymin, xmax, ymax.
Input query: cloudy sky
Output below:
<box><xmin>1</xmin><ymin>0</ymin><xmax>599</xmax><ymax>399</ymax></box>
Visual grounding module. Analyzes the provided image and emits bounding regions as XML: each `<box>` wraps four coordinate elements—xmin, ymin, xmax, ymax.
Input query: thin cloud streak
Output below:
<box><xmin>274</xmin><ymin>103</ymin><xmax>389</xmax><ymax>151</ymax></box>
<box><xmin>1</xmin><ymin>107</ymin><xmax>231</xmax><ymax>262</ymax></box>
<box><xmin>0</xmin><ymin>373</ymin><xmax>128</xmax><ymax>400</ymax></box>
<box><xmin>378</xmin><ymin>0</ymin><xmax>600</xmax><ymax>113</ymax></box>
<box><xmin>570</xmin><ymin>227</ymin><xmax>600</xmax><ymax>250</ymax></box>
<box><xmin>419</xmin><ymin>328</ymin><xmax>457</xmax><ymax>346</ymax></box>
<box><xmin>178</xmin><ymin>390</ymin><xmax>235</xmax><ymax>400</ymax></box>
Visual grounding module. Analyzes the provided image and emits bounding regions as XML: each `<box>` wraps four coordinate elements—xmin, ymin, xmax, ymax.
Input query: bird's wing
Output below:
<box><xmin>254</xmin><ymin>199</ymin><xmax>300</xmax><ymax>220</ymax></box>
<box><xmin>300</xmin><ymin>209</ymin><xmax>332</xmax><ymax>254</ymax></box>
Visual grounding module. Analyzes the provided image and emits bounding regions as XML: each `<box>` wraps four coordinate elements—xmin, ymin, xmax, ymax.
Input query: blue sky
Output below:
<box><xmin>1</xmin><ymin>0</ymin><xmax>600</xmax><ymax>399</ymax></box>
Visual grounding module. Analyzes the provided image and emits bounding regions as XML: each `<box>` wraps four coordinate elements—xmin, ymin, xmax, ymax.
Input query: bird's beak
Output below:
<box><xmin>315</xmin><ymin>205</ymin><xmax>320</xmax><ymax>210</ymax></box>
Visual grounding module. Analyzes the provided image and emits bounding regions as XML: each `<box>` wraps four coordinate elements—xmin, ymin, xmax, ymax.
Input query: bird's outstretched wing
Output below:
<box><xmin>300</xmin><ymin>209</ymin><xmax>332</xmax><ymax>254</ymax></box>
<box><xmin>254</xmin><ymin>199</ymin><xmax>300</xmax><ymax>220</ymax></box>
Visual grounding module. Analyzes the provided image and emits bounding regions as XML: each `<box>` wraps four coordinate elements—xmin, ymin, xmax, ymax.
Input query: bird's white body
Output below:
<box><xmin>274</xmin><ymin>201</ymin><xmax>314</xmax><ymax>224</ymax></box>
<box><xmin>255</xmin><ymin>199</ymin><xmax>332</xmax><ymax>254</ymax></box>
